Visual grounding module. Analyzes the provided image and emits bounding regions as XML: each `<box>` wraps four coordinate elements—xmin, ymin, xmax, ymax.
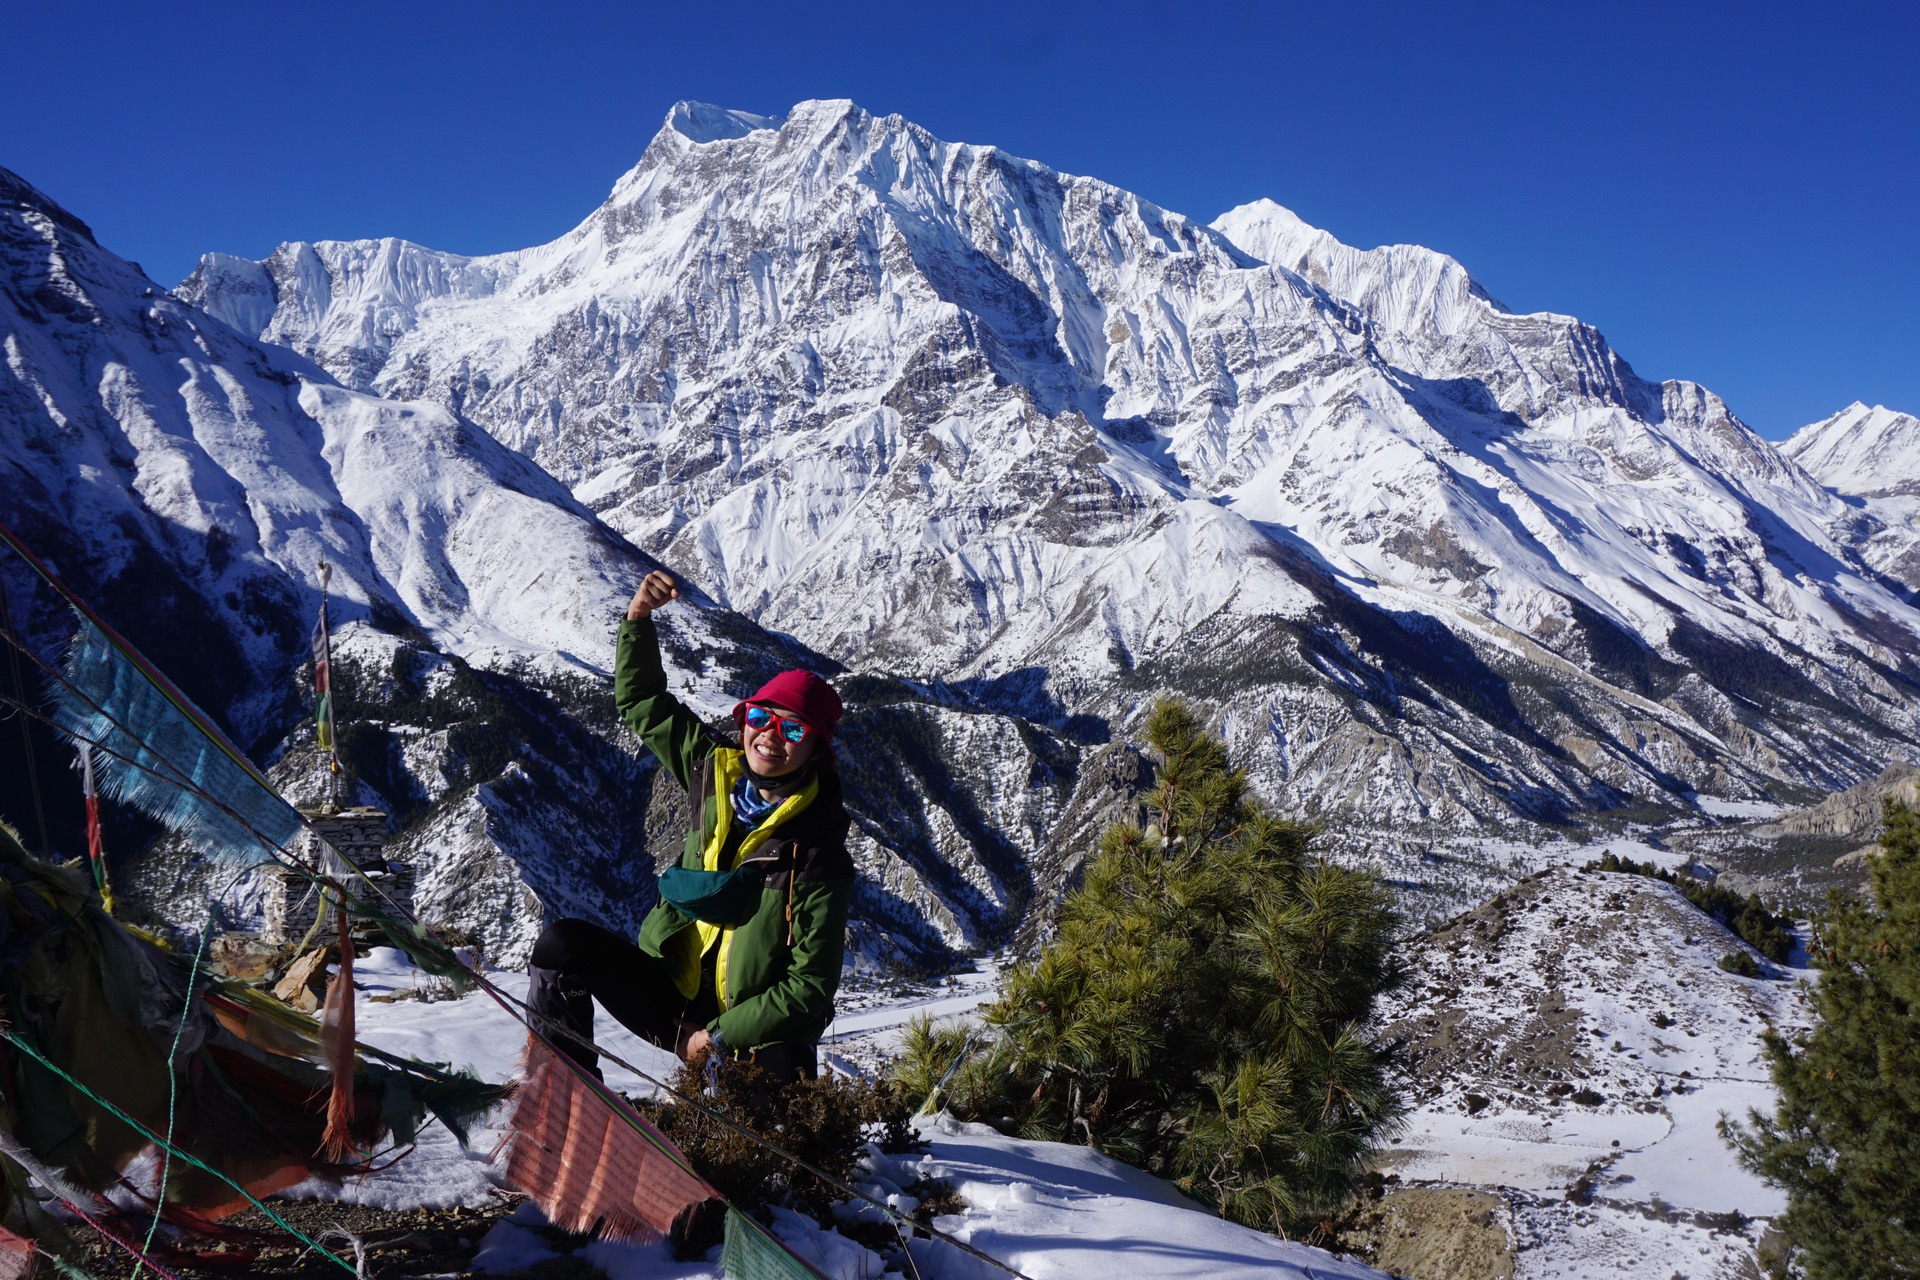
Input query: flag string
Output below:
<box><xmin>0</xmin><ymin>1033</ymin><xmax>359</xmax><ymax>1277</ymax></box>
<box><xmin>0</xmin><ymin>522</ymin><xmax>279</xmax><ymax>796</ymax></box>
<box><xmin>0</xmin><ymin>528</ymin><xmax>1036</xmax><ymax>1280</ymax></box>
<box><xmin>0</xmin><ymin>687</ymin><xmax>1033</xmax><ymax>1280</ymax></box>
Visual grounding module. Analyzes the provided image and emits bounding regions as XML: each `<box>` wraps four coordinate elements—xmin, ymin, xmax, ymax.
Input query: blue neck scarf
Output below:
<box><xmin>730</xmin><ymin>773</ymin><xmax>781</xmax><ymax>827</ymax></box>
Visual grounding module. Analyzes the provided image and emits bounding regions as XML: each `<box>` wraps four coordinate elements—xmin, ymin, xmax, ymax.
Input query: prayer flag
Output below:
<box><xmin>52</xmin><ymin>621</ymin><xmax>302</xmax><ymax>861</ymax></box>
<box><xmin>722</xmin><ymin>1209</ymin><xmax>832</xmax><ymax>1280</ymax></box>
<box><xmin>0</xmin><ymin>1225</ymin><xmax>33</xmax><ymax>1280</ymax></box>
<box><xmin>499</xmin><ymin>1038</ymin><xmax>713</xmax><ymax>1243</ymax></box>
<box><xmin>318</xmin><ymin>905</ymin><xmax>358</xmax><ymax>1161</ymax></box>
<box><xmin>75</xmin><ymin>743</ymin><xmax>113</xmax><ymax>911</ymax></box>
<box><xmin>310</xmin><ymin>611</ymin><xmax>334</xmax><ymax>754</ymax></box>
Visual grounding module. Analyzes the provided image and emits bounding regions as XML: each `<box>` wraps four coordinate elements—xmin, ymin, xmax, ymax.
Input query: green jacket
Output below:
<box><xmin>615</xmin><ymin>616</ymin><xmax>853</xmax><ymax>1051</ymax></box>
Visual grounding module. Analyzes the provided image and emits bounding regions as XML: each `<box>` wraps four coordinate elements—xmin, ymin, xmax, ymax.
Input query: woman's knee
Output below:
<box><xmin>530</xmin><ymin>917</ymin><xmax>602</xmax><ymax>970</ymax></box>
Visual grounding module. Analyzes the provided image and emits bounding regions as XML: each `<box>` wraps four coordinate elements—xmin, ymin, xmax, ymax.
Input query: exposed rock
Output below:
<box><xmin>208</xmin><ymin>933</ymin><xmax>285</xmax><ymax>982</ymax></box>
<box><xmin>1338</xmin><ymin>1187</ymin><xmax>1515</xmax><ymax>1280</ymax></box>
<box><xmin>272</xmin><ymin>947</ymin><xmax>334</xmax><ymax>1012</ymax></box>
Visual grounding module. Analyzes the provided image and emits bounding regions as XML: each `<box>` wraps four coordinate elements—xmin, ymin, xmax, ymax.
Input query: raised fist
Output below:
<box><xmin>626</xmin><ymin>569</ymin><xmax>680</xmax><ymax>620</ymax></box>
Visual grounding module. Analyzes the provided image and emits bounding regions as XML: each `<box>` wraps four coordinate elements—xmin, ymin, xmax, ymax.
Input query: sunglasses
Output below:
<box><xmin>744</xmin><ymin>704</ymin><xmax>811</xmax><ymax>744</ymax></box>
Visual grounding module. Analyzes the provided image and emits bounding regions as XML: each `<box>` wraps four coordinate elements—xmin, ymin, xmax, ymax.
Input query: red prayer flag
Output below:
<box><xmin>0</xmin><ymin>1224</ymin><xmax>34</xmax><ymax>1280</ymax></box>
<box><xmin>499</xmin><ymin>1037</ymin><xmax>713</xmax><ymax>1242</ymax></box>
<box><xmin>317</xmin><ymin>906</ymin><xmax>358</xmax><ymax>1161</ymax></box>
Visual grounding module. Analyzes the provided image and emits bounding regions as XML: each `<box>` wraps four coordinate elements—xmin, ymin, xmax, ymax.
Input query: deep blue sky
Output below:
<box><xmin>5</xmin><ymin>0</ymin><xmax>1914</xmax><ymax>438</ymax></box>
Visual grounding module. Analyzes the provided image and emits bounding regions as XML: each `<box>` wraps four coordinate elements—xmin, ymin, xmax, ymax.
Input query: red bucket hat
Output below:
<box><xmin>733</xmin><ymin>669</ymin><xmax>844</xmax><ymax>752</ymax></box>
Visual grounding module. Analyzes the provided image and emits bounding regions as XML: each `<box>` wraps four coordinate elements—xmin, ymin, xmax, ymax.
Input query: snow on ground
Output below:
<box><xmin>821</xmin><ymin>959</ymin><xmax>1004</xmax><ymax>1075</ymax></box>
<box><xmin>284</xmin><ymin>949</ymin><xmax>1384</xmax><ymax>1278</ymax></box>
<box><xmin>268</xmin><ymin>864</ymin><xmax>1810</xmax><ymax>1277</ymax></box>
<box><xmin>1374</xmin><ymin>866</ymin><xmax>1807</xmax><ymax>1214</ymax></box>
<box><xmin>1370</xmin><ymin>865</ymin><xmax>1808</xmax><ymax>1276</ymax></box>
<box><xmin>879</xmin><ymin>1119</ymin><xmax>1385</xmax><ymax>1280</ymax></box>
<box><xmin>1685</xmin><ymin>794</ymin><xmax>1788</xmax><ymax>822</ymax></box>
<box><xmin>1508</xmin><ymin>1195</ymin><xmax>1772</xmax><ymax>1279</ymax></box>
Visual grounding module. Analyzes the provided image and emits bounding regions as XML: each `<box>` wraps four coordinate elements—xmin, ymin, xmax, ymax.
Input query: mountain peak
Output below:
<box><xmin>1212</xmin><ymin>197</ymin><xmax>1314</xmax><ymax>250</ymax></box>
<box><xmin>1212</xmin><ymin>196</ymin><xmax>1508</xmax><ymax>332</ymax></box>
<box><xmin>0</xmin><ymin>165</ymin><xmax>97</xmax><ymax>244</ymax></box>
<box><xmin>1785</xmin><ymin>401</ymin><xmax>1920</xmax><ymax>498</ymax></box>
<box><xmin>664</xmin><ymin>101</ymin><xmax>783</xmax><ymax>144</ymax></box>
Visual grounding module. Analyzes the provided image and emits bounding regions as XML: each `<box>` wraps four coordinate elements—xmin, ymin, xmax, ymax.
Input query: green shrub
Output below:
<box><xmin>895</xmin><ymin>698</ymin><xmax>1401</xmax><ymax>1240</ymax></box>
<box><xmin>637</xmin><ymin>1058</ymin><xmax>924</xmax><ymax>1224</ymax></box>
<box><xmin>1722</xmin><ymin>801</ymin><xmax>1920</xmax><ymax>1279</ymax></box>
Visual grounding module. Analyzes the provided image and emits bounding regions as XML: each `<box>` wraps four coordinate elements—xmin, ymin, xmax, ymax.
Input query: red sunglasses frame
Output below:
<box><xmin>743</xmin><ymin>703</ymin><xmax>812</xmax><ymax>743</ymax></box>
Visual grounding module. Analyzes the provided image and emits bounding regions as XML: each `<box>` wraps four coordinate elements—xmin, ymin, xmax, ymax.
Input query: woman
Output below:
<box><xmin>527</xmin><ymin>569</ymin><xmax>853</xmax><ymax>1083</ymax></box>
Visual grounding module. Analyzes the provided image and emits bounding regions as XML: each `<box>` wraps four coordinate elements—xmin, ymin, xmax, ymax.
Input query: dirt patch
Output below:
<box><xmin>1337</xmin><ymin>1186</ymin><xmax>1515</xmax><ymax>1280</ymax></box>
<box><xmin>60</xmin><ymin>1196</ymin><xmax>519</xmax><ymax>1279</ymax></box>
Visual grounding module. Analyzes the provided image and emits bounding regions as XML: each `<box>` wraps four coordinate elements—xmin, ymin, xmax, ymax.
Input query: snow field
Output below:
<box><xmin>1370</xmin><ymin>866</ymin><xmax>1810</xmax><ymax>1275</ymax></box>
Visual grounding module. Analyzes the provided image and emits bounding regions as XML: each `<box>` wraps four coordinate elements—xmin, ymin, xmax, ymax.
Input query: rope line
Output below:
<box><xmin>0</xmin><ymin>533</ymin><xmax>1035</xmax><ymax>1280</ymax></box>
<box><xmin>47</xmin><ymin>1190</ymin><xmax>181</xmax><ymax>1280</ymax></box>
<box><xmin>0</xmin><ymin>522</ymin><xmax>277</xmax><ymax>795</ymax></box>
<box><xmin>135</xmin><ymin>868</ymin><xmax>244</xmax><ymax>1280</ymax></box>
<box><xmin>0</xmin><ymin>577</ymin><xmax>51</xmax><ymax>856</ymax></box>
<box><xmin>470</xmin><ymin>977</ymin><xmax>1037</xmax><ymax>1280</ymax></box>
<box><xmin>0</xmin><ymin>699</ymin><xmax>1030</xmax><ymax>1279</ymax></box>
<box><xmin>0</xmin><ymin>1032</ymin><xmax>359</xmax><ymax>1277</ymax></box>
<box><xmin>0</xmin><ymin>682</ymin><xmax>1032</xmax><ymax>1278</ymax></box>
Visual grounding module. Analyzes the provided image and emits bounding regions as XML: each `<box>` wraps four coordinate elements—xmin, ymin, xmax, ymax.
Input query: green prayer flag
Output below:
<box><xmin>722</xmin><ymin>1209</ymin><xmax>826</xmax><ymax>1280</ymax></box>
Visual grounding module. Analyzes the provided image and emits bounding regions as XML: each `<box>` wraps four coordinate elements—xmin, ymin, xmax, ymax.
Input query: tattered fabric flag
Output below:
<box><xmin>73</xmin><ymin>744</ymin><xmax>114</xmax><ymax>913</ymax></box>
<box><xmin>0</xmin><ymin>1224</ymin><xmax>33</xmax><ymax>1280</ymax></box>
<box><xmin>309</xmin><ymin>611</ymin><xmax>334</xmax><ymax>755</ymax></box>
<box><xmin>50</xmin><ymin>620</ymin><xmax>301</xmax><ymax>862</ymax></box>
<box><xmin>721</xmin><ymin>1209</ymin><xmax>832</xmax><ymax>1280</ymax></box>
<box><xmin>499</xmin><ymin>1038</ymin><xmax>713</xmax><ymax>1242</ymax></box>
<box><xmin>316</xmin><ymin>906</ymin><xmax>358</xmax><ymax>1161</ymax></box>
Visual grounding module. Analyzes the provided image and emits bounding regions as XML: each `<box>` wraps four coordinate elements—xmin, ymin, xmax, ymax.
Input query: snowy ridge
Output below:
<box><xmin>0</xmin><ymin>163</ymin><xmax>1073</xmax><ymax>964</ymax></box>
<box><xmin>1784</xmin><ymin>402</ymin><xmax>1920</xmax><ymax>594</ymax></box>
<box><xmin>177</xmin><ymin>99</ymin><xmax>1920</xmax><ymax>838</ymax></box>
<box><xmin>1786</xmin><ymin>401</ymin><xmax>1920</xmax><ymax>498</ymax></box>
<box><xmin>1</xmin><ymin>166</ymin><xmax>642</xmax><ymax>684</ymax></box>
<box><xmin>1369</xmin><ymin>863</ymin><xmax>1810</xmax><ymax>1276</ymax></box>
<box><xmin>1213</xmin><ymin>196</ymin><xmax>1507</xmax><ymax>336</ymax></box>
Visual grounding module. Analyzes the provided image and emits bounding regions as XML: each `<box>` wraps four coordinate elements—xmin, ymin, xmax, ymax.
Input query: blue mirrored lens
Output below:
<box><xmin>746</xmin><ymin>704</ymin><xmax>809</xmax><ymax>743</ymax></box>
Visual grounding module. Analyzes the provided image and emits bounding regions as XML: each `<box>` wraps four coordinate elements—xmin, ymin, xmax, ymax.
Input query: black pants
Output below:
<box><xmin>527</xmin><ymin>918</ymin><xmax>817</xmax><ymax>1084</ymax></box>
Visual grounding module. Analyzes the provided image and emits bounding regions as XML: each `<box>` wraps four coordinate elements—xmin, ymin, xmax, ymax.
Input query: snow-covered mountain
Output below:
<box><xmin>1784</xmin><ymin>401</ymin><xmax>1920</xmax><ymax>591</ymax></box>
<box><xmin>0</xmin><ymin>163</ymin><xmax>1073</xmax><ymax>964</ymax></box>
<box><xmin>179</xmin><ymin>99</ymin><xmax>1920</xmax><ymax>841</ymax></box>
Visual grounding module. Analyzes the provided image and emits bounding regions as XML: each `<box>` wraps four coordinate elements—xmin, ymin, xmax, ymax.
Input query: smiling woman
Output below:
<box><xmin>526</xmin><ymin>568</ymin><xmax>852</xmax><ymax>1085</ymax></box>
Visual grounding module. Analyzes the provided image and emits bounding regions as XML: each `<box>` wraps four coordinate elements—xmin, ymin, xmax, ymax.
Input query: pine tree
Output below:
<box><xmin>1725</xmin><ymin>800</ymin><xmax>1920</xmax><ymax>1278</ymax></box>
<box><xmin>899</xmin><ymin>698</ymin><xmax>1400</xmax><ymax>1238</ymax></box>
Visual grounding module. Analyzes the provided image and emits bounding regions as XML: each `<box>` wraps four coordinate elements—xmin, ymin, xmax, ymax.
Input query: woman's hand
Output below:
<box><xmin>627</xmin><ymin>570</ymin><xmax>680</xmax><ymax>620</ymax></box>
<box><xmin>682</xmin><ymin>1028</ymin><xmax>712</xmax><ymax>1058</ymax></box>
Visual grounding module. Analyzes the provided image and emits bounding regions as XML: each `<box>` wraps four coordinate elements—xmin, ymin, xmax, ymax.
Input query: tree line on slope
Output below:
<box><xmin>1584</xmin><ymin>849</ymin><xmax>1796</xmax><ymax>969</ymax></box>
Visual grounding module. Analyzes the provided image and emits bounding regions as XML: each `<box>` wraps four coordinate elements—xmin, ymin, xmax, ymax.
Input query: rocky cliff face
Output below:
<box><xmin>0</xmin><ymin>163</ymin><xmax>1070</xmax><ymax>964</ymax></box>
<box><xmin>9</xmin><ymin>94</ymin><xmax>1920</xmax><ymax>961</ymax></box>
<box><xmin>178</xmin><ymin>101</ymin><xmax>1920</xmax><ymax>851</ymax></box>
